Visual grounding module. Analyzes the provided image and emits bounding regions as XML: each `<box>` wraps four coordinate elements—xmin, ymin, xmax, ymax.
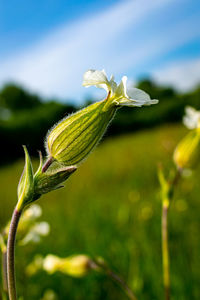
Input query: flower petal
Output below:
<box><xmin>109</xmin><ymin>75</ymin><xmax>118</xmax><ymax>95</ymax></box>
<box><xmin>82</xmin><ymin>69</ymin><xmax>109</xmax><ymax>91</ymax></box>
<box><xmin>116</xmin><ymin>76</ymin><xmax>158</xmax><ymax>107</ymax></box>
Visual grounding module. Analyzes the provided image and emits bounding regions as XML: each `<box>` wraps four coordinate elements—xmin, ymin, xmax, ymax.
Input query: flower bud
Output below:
<box><xmin>45</xmin><ymin>69</ymin><xmax>158</xmax><ymax>166</ymax></box>
<box><xmin>46</xmin><ymin>99</ymin><xmax>117</xmax><ymax>166</ymax></box>
<box><xmin>17</xmin><ymin>146</ymin><xmax>34</xmax><ymax>211</ymax></box>
<box><xmin>43</xmin><ymin>254</ymin><xmax>92</xmax><ymax>277</ymax></box>
<box><xmin>173</xmin><ymin>129</ymin><xmax>200</xmax><ymax>170</ymax></box>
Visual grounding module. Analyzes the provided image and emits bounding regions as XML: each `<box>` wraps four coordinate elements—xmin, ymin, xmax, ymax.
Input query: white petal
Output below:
<box><xmin>82</xmin><ymin>69</ymin><xmax>108</xmax><ymax>87</ymax></box>
<box><xmin>24</xmin><ymin>204</ymin><xmax>42</xmax><ymax>219</ymax></box>
<box><xmin>109</xmin><ymin>75</ymin><xmax>118</xmax><ymax>95</ymax></box>
<box><xmin>127</xmin><ymin>87</ymin><xmax>151</xmax><ymax>102</ymax></box>
<box><xmin>117</xmin><ymin>80</ymin><xmax>158</xmax><ymax>107</ymax></box>
<box><xmin>115</xmin><ymin>76</ymin><xmax>127</xmax><ymax>98</ymax></box>
<box><xmin>34</xmin><ymin>222</ymin><xmax>50</xmax><ymax>236</ymax></box>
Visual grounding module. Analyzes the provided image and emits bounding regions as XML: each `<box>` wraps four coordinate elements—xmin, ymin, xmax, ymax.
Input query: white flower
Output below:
<box><xmin>43</xmin><ymin>255</ymin><xmax>60</xmax><ymax>274</ymax></box>
<box><xmin>82</xmin><ymin>69</ymin><xmax>158</xmax><ymax>107</ymax></box>
<box><xmin>23</xmin><ymin>204</ymin><xmax>42</xmax><ymax>220</ymax></box>
<box><xmin>19</xmin><ymin>221</ymin><xmax>50</xmax><ymax>245</ymax></box>
<box><xmin>183</xmin><ymin>106</ymin><xmax>200</xmax><ymax>129</ymax></box>
<box><xmin>43</xmin><ymin>254</ymin><xmax>91</xmax><ymax>277</ymax></box>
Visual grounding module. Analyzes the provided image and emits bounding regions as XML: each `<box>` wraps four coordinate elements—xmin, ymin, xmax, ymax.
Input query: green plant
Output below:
<box><xmin>2</xmin><ymin>69</ymin><xmax>158</xmax><ymax>300</ymax></box>
<box><xmin>158</xmin><ymin>106</ymin><xmax>200</xmax><ymax>300</ymax></box>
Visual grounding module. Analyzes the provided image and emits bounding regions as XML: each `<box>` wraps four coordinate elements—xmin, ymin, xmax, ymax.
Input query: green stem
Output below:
<box><xmin>106</xmin><ymin>268</ymin><xmax>137</xmax><ymax>300</ymax></box>
<box><xmin>42</xmin><ymin>157</ymin><xmax>53</xmax><ymax>173</ymax></box>
<box><xmin>2</xmin><ymin>251</ymin><xmax>8</xmax><ymax>294</ymax></box>
<box><xmin>162</xmin><ymin>201</ymin><xmax>170</xmax><ymax>300</ymax></box>
<box><xmin>161</xmin><ymin>168</ymin><xmax>182</xmax><ymax>300</ymax></box>
<box><xmin>92</xmin><ymin>260</ymin><xmax>137</xmax><ymax>300</ymax></box>
<box><xmin>7</xmin><ymin>208</ymin><xmax>22</xmax><ymax>300</ymax></box>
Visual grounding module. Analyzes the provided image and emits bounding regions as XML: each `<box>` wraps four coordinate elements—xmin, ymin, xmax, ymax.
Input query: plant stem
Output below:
<box><xmin>2</xmin><ymin>251</ymin><xmax>8</xmax><ymax>294</ymax></box>
<box><xmin>162</xmin><ymin>201</ymin><xmax>170</xmax><ymax>300</ymax></box>
<box><xmin>106</xmin><ymin>268</ymin><xmax>137</xmax><ymax>300</ymax></box>
<box><xmin>42</xmin><ymin>157</ymin><xmax>53</xmax><ymax>173</ymax></box>
<box><xmin>92</xmin><ymin>260</ymin><xmax>137</xmax><ymax>300</ymax></box>
<box><xmin>7</xmin><ymin>208</ymin><xmax>22</xmax><ymax>300</ymax></box>
<box><xmin>161</xmin><ymin>168</ymin><xmax>181</xmax><ymax>300</ymax></box>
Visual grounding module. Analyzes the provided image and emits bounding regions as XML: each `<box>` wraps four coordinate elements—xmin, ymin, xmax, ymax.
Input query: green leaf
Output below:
<box><xmin>17</xmin><ymin>146</ymin><xmax>34</xmax><ymax>211</ymax></box>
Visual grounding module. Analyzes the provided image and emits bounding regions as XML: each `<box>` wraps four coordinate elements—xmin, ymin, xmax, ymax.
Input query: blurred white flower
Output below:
<box><xmin>43</xmin><ymin>255</ymin><xmax>60</xmax><ymax>274</ymax></box>
<box><xmin>5</xmin><ymin>204</ymin><xmax>43</xmax><ymax>237</ymax></box>
<box><xmin>19</xmin><ymin>221</ymin><xmax>50</xmax><ymax>245</ymax></box>
<box><xmin>43</xmin><ymin>254</ymin><xmax>91</xmax><ymax>277</ymax></box>
<box><xmin>24</xmin><ymin>204</ymin><xmax>42</xmax><ymax>219</ymax></box>
<box><xmin>83</xmin><ymin>69</ymin><xmax>158</xmax><ymax>107</ymax></box>
<box><xmin>183</xmin><ymin>106</ymin><xmax>200</xmax><ymax>129</ymax></box>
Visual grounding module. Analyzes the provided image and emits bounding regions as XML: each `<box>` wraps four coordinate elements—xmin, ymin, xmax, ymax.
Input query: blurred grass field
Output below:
<box><xmin>0</xmin><ymin>124</ymin><xmax>200</xmax><ymax>300</ymax></box>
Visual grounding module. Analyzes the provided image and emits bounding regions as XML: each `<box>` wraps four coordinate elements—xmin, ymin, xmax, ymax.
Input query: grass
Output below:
<box><xmin>0</xmin><ymin>124</ymin><xmax>200</xmax><ymax>300</ymax></box>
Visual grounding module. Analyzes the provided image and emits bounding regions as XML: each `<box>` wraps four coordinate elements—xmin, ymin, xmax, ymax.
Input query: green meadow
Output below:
<box><xmin>0</xmin><ymin>124</ymin><xmax>200</xmax><ymax>300</ymax></box>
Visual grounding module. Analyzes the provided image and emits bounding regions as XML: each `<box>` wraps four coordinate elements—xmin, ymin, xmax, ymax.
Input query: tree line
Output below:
<box><xmin>0</xmin><ymin>80</ymin><xmax>199</xmax><ymax>164</ymax></box>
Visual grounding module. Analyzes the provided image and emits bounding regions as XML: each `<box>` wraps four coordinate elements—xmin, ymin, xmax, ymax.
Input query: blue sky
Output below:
<box><xmin>0</xmin><ymin>0</ymin><xmax>200</xmax><ymax>103</ymax></box>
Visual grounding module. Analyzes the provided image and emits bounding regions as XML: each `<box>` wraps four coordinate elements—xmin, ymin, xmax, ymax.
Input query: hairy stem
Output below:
<box><xmin>162</xmin><ymin>202</ymin><xmax>170</xmax><ymax>300</ymax></box>
<box><xmin>7</xmin><ymin>208</ymin><xmax>22</xmax><ymax>300</ymax></box>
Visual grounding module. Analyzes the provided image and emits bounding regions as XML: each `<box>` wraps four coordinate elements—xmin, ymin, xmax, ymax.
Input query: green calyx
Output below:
<box><xmin>17</xmin><ymin>148</ymin><xmax>77</xmax><ymax>209</ymax></box>
<box><xmin>34</xmin><ymin>152</ymin><xmax>77</xmax><ymax>200</ymax></box>
<box><xmin>46</xmin><ymin>98</ymin><xmax>117</xmax><ymax>166</ymax></box>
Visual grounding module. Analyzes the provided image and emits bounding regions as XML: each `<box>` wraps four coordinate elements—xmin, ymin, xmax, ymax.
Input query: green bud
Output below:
<box><xmin>46</xmin><ymin>99</ymin><xmax>116</xmax><ymax>166</ymax></box>
<box><xmin>34</xmin><ymin>152</ymin><xmax>77</xmax><ymax>199</ymax></box>
<box><xmin>17</xmin><ymin>146</ymin><xmax>34</xmax><ymax>211</ymax></box>
<box><xmin>173</xmin><ymin>129</ymin><xmax>200</xmax><ymax>170</ymax></box>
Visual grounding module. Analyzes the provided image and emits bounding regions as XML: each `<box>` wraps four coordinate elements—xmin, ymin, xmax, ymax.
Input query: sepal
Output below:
<box><xmin>34</xmin><ymin>160</ymin><xmax>77</xmax><ymax>199</ymax></box>
<box><xmin>17</xmin><ymin>146</ymin><xmax>34</xmax><ymax>211</ymax></box>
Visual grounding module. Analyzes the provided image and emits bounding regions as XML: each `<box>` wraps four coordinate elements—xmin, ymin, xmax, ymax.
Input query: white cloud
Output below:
<box><xmin>152</xmin><ymin>57</ymin><xmax>200</xmax><ymax>91</ymax></box>
<box><xmin>0</xmin><ymin>0</ymin><xmax>199</xmax><ymax>102</ymax></box>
